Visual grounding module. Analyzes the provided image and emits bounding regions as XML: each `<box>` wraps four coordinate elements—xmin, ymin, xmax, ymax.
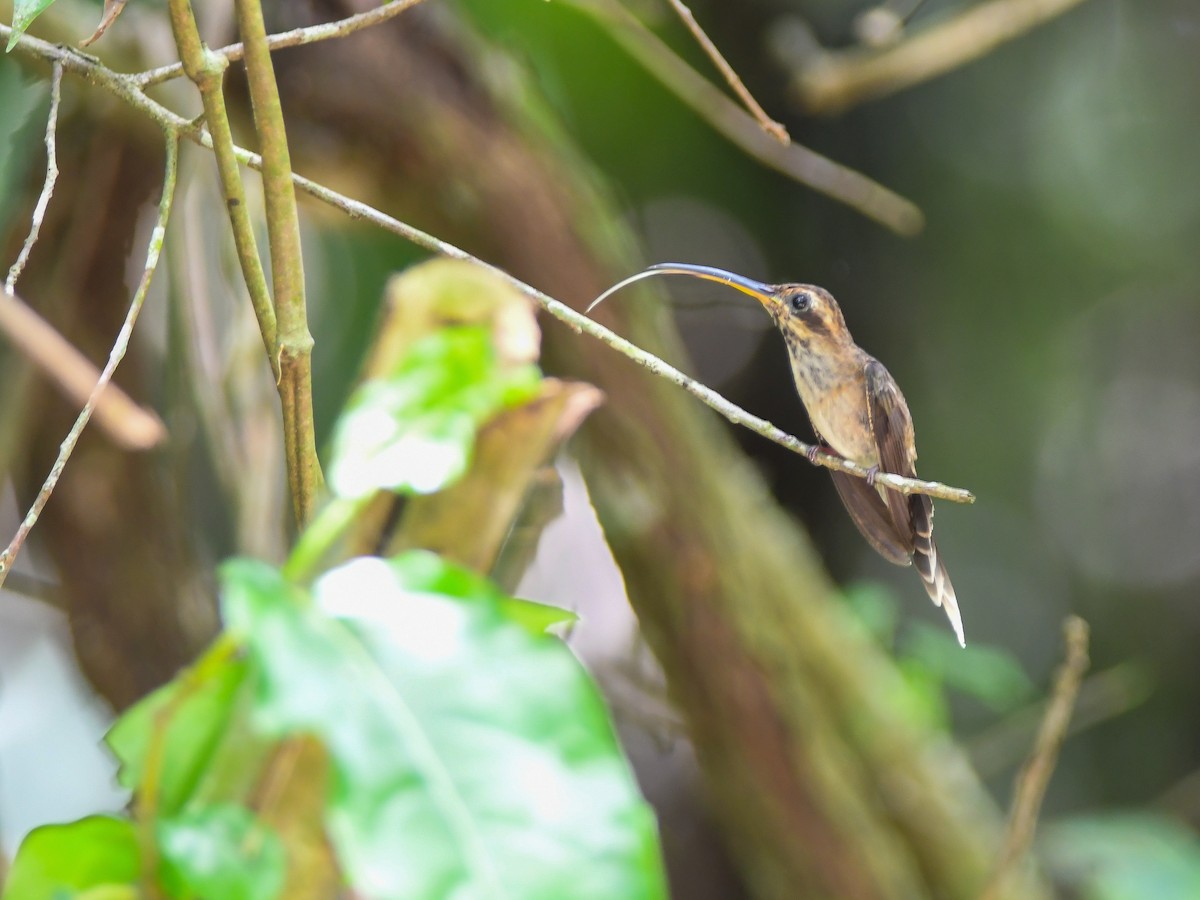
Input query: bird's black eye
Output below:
<box><xmin>789</xmin><ymin>292</ymin><xmax>812</xmax><ymax>314</ymax></box>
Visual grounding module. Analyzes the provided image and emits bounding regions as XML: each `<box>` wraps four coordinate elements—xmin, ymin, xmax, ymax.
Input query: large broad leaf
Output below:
<box><xmin>157</xmin><ymin>805</ymin><xmax>286</xmax><ymax>900</ymax></box>
<box><xmin>327</xmin><ymin>327</ymin><xmax>540</xmax><ymax>499</ymax></box>
<box><xmin>2</xmin><ymin>816</ymin><xmax>139</xmax><ymax>898</ymax></box>
<box><xmin>220</xmin><ymin>554</ymin><xmax>666</xmax><ymax>900</ymax></box>
<box><xmin>105</xmin><ymin>648</ymin><xmax>248</xmax><ymax>817</ymax></box>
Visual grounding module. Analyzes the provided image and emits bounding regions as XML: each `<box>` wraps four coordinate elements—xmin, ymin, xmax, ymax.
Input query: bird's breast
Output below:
<box><xmin>789</xmin><ymin>355</ymin><xmax>878</xmax><ymax>466</ymax></box>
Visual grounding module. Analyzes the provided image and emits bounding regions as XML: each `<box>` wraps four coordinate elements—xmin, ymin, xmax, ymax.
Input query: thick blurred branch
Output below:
<box><xmin>791</xmin><ymin>0</ymin><xmax>1094</xmax><ymax>114</ymax></box>
<box><xmin>0</xmin><ymin>289</ymin><xmax>165</xmax><ymax>449</ymax></box>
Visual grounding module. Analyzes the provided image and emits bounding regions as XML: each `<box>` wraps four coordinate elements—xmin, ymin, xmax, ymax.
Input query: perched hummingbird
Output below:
<box><xmin>589</xmin><ymin>263</ymin><xmax>965</xmax><ymax>646</ymax></box>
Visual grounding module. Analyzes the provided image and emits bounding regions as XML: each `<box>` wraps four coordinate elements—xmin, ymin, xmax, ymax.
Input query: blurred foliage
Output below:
<box><xmin>2</xmin><ymin>297</ymin><xmax>664</xmax><ymax>897</ymax></box>
<box><xmin>1044</xmin><ymin>813</ymin><xmax>1200</xmax><ymax>900</ymax></box>
<box><xmin>327</xmin><ymin>327</ymin><xmax>539</xmax><ymax>498</ymax></box>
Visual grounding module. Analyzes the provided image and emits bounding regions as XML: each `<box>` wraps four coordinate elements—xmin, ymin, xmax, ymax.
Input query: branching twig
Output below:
<box><xmin>793</xmin><ymin>0</ymin><xmax>1094</xmax><ymax>115</ymax></box>
<box><xmin>0</xmin><ymin>25</ymin><xmax>974</xmax><ymax>504</ymax></box>
<box><xmin>135</xmin><ymin>0</ymin><xmax>429</xmax><ymax>88</ymax></box>
<box><xmin>663</xmin><ymin>0</ymin><xmax>788</xmax><ymax>143</ymax></box>
<box><xmin>5</xmin><ymin>62</ymin><xmax>63</xmax><ymax>294</ymax></box>
<box><xmin>980</xmin><ymin>615</ymin><xmax>1090</xmax><ymax>900</ymax></box>
<box><xmin>568</xmin><ymin>0</ymin><xmax>923</xmax><ymax>235</ymax></box>
<box><xmin>0</xmin><ymin>131</ymin><xmax>179</xmax><ymax>590</ymax></box>
<box><xmin>166</xmin><ymin>0</ymin><xmax>278</xmax><ymax>370</ymax></box>
<box><xmin>234</xmin><ymin>0</ymin><xmax>323</xmax><ymax>526</ymax></box>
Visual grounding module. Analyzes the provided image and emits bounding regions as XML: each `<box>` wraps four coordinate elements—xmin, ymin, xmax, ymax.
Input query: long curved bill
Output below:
<box><xmin>586</xmin><ymin>263</ymin><xmax>779</xmax><ymax>314</ymax></box>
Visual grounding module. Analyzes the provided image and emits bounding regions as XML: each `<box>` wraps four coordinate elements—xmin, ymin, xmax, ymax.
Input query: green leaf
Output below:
<box><xmin>1044</xmin><ymin>813</ymin><xmax>1200</xmax><ymax>900</ymax></box>
<box><xmin>901</xmin><ymin>622</ymin><xmax>1035</xmax><ymax>712</ymax></box>
<box><xmin>7</xmin><ymin>0</ymin><xmax>58</xmax><ymax>51</ymax></box>
<box><xmin>327</xmin><ymin>327</ymin><xmax>540</xmax><ymax>499</ymax></box>
<box><xmin>2</xmin><ymin>816</ymin><xmax>139</xmax><ymax>898</ymax></box>
<box><xmin>106</xmin><ymin>645</ymin><xmax>248</xmax><ymax>817</ymax></box>
<box><xmin>497</xmin><ymin>595</ymin><xmax>579</xmax><ymax>633</ymax></box>
<box><xmin>157</xmin><ymin>805</ymin><xmax>286</xmax><ymax>900</ymax></box>
<box><xmin>219</xmin><ymin>554</ymin><xmax>666</xmax><ymax>900</ymax></box>
<box><xmin>347</xmin><ymin>545</ymin><xmax>578</xmax><ymax>634</ymax></box>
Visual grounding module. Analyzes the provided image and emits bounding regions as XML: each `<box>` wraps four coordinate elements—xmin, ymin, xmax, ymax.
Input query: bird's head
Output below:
<box><xmin>587</xmin><ymin>263</ymin><xmax>851</xmax><ymax>350</ymax></box>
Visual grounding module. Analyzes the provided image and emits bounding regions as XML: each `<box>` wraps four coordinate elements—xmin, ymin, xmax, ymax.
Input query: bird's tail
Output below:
<box><xmin>911</xmin><ymin>495</ymin><xmax>965</xmax><ymax>647</ymax></box>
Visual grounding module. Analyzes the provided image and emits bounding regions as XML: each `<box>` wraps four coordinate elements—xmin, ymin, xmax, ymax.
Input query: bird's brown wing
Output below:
<box><xmin>864</xmin><ymin>359</ymin><xmax>965</xmax><ymax>645</ymax></box>
<box><xmin>829</xmin><ymin>471</ymin><xmax>913</xmax><ymax>565</ymax></box>
<box><xmin>863</xmin><ymin>360</ymin><xmax>918</xmax><ymax>535</ymax></box>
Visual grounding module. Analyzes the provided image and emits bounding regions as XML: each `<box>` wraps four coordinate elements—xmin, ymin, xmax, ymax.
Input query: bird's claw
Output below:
<box><xmin>866</xmin><ymin>465</ymin><xmax>880</xmax><ymax>487</ymax></box>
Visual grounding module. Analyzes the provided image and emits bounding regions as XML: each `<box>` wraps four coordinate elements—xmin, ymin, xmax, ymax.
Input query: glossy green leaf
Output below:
<box><xmin>157</xmin><ymin>805</ymin><xmax>286</xmax><ymax>900</ymax></box>
<box><xmin>220</xmin><ymin>554</ymin><xmax>666</xmax><ymax>900</ymax></box>
<box><xmin>7</xmin><ymin>0</ymin><xmax>58</xmax><ymax>50</ymax></box>
<box><xmin>106</xmin><ymin>647</ymin><xmax>248</xmax><ymax>817</ymax></box>
<box><xmin>2</xmin><ymin>816</ymin><xmax>139</xmax><ymax>899</ymax></box>
<box><xmin>327</xmin><ymin>327</ymin><xmax>540</xmax><ymax>499</ymax></box>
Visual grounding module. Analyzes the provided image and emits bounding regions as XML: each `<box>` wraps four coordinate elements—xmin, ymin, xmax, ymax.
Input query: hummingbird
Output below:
<box><xmin>588</xmin><ymin>263</ymin><xmax>965</xmax><ymax>646</ymax></box>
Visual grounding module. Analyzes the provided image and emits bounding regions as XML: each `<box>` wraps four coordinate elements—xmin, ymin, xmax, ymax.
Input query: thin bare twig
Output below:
<box><xmin>568</xmin><ymin>0</ymin><xmax>924</xmax><ymax>235</ymax></box>
<box><xmin>5</xmin><ymin>62</ymin><xmax>63</xmax><ymax>294</ymax></box>
<box><xmin>0</xmin><ymin>26</ymin><xmax>973</xmax><ymax>504</ymax></box>
<box><xmin>980</xmin><ymin>615</ymin><xmax>1090</xmax><ymax>900</ymax></box>
<box><xmin>663</xmin><ymin>0</ymin><xmax>788</xmax><ymax>143</ymax></box>
<box><xmin>794</xmin><ymin>0</ymin><xmax>1094</xmax><ymax>115</ymax></box>
<box><xmin>0</xmin><ymin>290</ymin><xmax>165</xmax><ymax>449</ymax></box>
<box><xmin>0</xmin><ymin>131</ymin><xmax>179</xmax><ymax>590</ymax></box>
<box><xmin>135</xmin><ymin>0</ymin><xmax>429</xmax><ymax>88</ymax></box>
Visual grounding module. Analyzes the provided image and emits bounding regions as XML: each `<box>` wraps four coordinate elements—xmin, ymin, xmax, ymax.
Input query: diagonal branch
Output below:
<box><xmin>0</xmin><ymin>25</ymin><xmax>974</xmax><ymax>504</ymax></box>
<box><xmin>566</xmin><ymin>0</ymin><xmax>924</xmax><ymax>235</ymax></box>
<box><xmin>0</xmin><ymin>130</ymin><xmax>180</xmax><ymax>590</ymax></box>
